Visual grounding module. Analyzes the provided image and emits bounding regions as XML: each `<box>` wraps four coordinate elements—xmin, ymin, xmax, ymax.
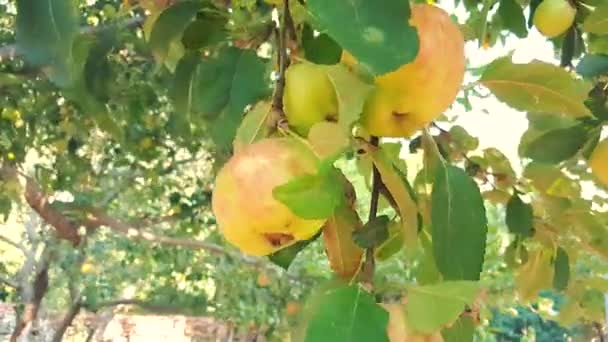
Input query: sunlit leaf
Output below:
<box><xmin>406</xmin><ymin>281</ymin><xmax>480</xmax><ymax>334</ymax></box>
<box><xmin>582</xmin><ymin>3</ymin><xmax>608</xmax><ymax>34</ymax></box>
<box><xmin>322</xmin><ymin>65</ymin><xmax>374</xmax><ymax>131</ymax></box>
<box><xmin>515</xmin><ymin>248</ymin><xmax>554</xmax><ymax>301</ymax></box>
<box><xmin>273</xmin><ymin>162</ymin><xmax>344</xmax><ymax>220</ymax></box>
<box><xmin>308</xmin><ymin>121</ymin><xmax>350</xmax><ymax>159</ymax></box>
<box><xmin>479</xmin><ymin>56</ymin><xmax>592</xmax><ymax>117</ymax></box>
<box><xmin>233</xmin><ymin>101</ymin><xmax>272</xmax><ymax>152</ymax></box>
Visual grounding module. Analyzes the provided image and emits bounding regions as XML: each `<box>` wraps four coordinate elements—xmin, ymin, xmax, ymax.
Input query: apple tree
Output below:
<box><xmin>0</xmin><ymin>0</ymin><xmax>608</xmax><ymax>340</ymax></box>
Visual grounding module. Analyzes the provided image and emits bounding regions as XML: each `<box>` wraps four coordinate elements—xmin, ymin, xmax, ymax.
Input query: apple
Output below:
<box><xmin>351</xmin><ymin>4</ymin><xmax>465</xmax><ymax>138</ymax></box>
<box><xmin>533</xmin><ymin>0</ymin><xmax>576</xmax><ymax>38</ymax></box>
<box><xmin>589</xmin><ymin>138</ymin><xmax>608</xmax><ymax>187</ymax></box>
<box><xmin>283</xmin><ymin>63</ymin><xmax>339</xmax><ymax>136</ymax></box>
<box><xmin>212</xmin><ymin>138</ymin><xmax>325</xmax><ymax>256</ymax></box>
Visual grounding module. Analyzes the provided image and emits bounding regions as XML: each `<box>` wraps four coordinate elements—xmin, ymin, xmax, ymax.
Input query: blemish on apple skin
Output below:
<box><xmin>392</xmin><ymin>111</ymin><xmax>410</xmax><ymax>120</ymax></box>
<box><xmin>363</xmin><ymin>27</ymin><xmax>384</xmax><ymax>44</ymax></box>
<box><xmin>264</xmin><ymin>232</ymin><xmax>294</xmax><ymax>247</ymax></box>
<box><xmin>325</xmin><ymin>113</ymin><xmax>338</xmax><ymax>122</ymax></box>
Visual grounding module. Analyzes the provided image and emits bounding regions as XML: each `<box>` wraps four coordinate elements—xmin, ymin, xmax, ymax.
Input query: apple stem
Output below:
<box><xmin>271</xmin><ymin>0</ymin><xmax>293</xmax><ymax>117</ymax></box>
<box><xmin>362</xmin><ymin>136</ymin><xmax>381</xmax><ymax>287</ymax></box>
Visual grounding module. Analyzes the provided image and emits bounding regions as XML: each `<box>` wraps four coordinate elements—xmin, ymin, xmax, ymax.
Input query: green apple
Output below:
<box><xmin>283</xmin><ymin>63</ymin><xmax>338</xmax><ymax>136</ymax></box>
<box><xmin>533</xmin><ymin>0</ymin><xmax>576</xmax><ymax>38</ymax></box>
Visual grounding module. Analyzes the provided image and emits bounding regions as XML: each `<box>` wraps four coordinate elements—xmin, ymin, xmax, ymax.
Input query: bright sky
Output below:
<box><xmin>448</xmin><ymin>5</ymin><xmax>558</xmax><ymax>166</ymax></box>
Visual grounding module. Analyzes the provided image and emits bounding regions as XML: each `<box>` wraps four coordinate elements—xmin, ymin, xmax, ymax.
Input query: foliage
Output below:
<box><xmin>0</xmin><ymin>0</ymin><xmax>607</xmax><ymax>340</ymax></box>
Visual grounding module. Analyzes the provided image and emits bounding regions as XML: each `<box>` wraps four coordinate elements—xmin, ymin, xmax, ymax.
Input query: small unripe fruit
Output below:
<box><xmin>589</xmin><ymin>138</ymin><xmax>608</xmax><ymax>187</ymax></box>
<box><xmin>283</xmin><ymin>63</ymin><xmax>339</xmax><ymax>136</ymax></box>
<box><xmin>212</xmin><ymin>138</ymin><xmax>325</xmax><ymax>256</ymax></box>
<box><xmin>533</xmin><ymin>0</ymin><xmax>576</xmax><ymax>38</ymax></box>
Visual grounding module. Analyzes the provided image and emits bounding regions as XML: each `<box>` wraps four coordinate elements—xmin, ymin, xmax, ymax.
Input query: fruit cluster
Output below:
<box><xmin>212</xmin><ymin>4</ymin><xmax>465</xmax><ymax>256</ymax></box>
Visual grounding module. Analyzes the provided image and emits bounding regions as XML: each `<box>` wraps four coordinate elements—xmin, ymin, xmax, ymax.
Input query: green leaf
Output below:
<box><xmin>505</xmin><ymin>195</ymin><xmax>534</xmax><ymax>237</ymax></box>
<box><xmin>431</xmin><ymin>164</ymin><xmax>487</xmax><ymax>281</ymax></box>
<box><xmin>233</xmin><ymin>101</ymin><xmax>272</xmax><ymax>151</ymax></box>
<box><xmin>302</xmin><ymin>24</ymin><xmax>342</xmax><ymax>65</ymax></box>
<box><xmin>353</xmin><ymin>215</ymin><xmax>390</xmax><ymax>249</ymax></box>
<box><xmin>201</xmin><ymin>48</ymin><xmax>269</xmax><ymax>150</ymax></box>
<box><xmin>586</xmin><ymin>85</ymin><xmax>608</xmax><ymax>121</ymax></box>
<box><xmin>553</xmin><ymin>247</ymin><xmax>570</xmax><ymax>291</ymax></box>
<box><xmin>576</xmin><ymin>54</ymin><xmax>608</xmax><ymax>78</ymax></box>
<box><xmin>273</xmin><ymin>165</ymin><xmax>344</xmax><ymax>220</ymax></box>
<box><xmin>523</xmin><ymin>124</ymin><xmax>589</xmax><ymax>163</ymax></box>
<box><xmin>16</xmin><ymin>0</ymin><xmax>78</xmax><ymax>86</ymax></box>
<box><xmin>148</xmin><ymin>1</ymin><xmax>202</xmax><ymax>65</ymax></box>
<box><xmin>406</xmin><ymin>281</ymin><xmax>480</xmax><ymax>334</ymax></box>
<box><xmin>322</xmin><ymin>65</ymin><xmax>374</xmax><ymax>131</ymax></box>
<box><xmin>307</xmin><ymin>0</ymin><xmax>419</xmax><ymax>76</ymax></box>
<box><xmin>497</xmin><ymin>0</ymin><xmax>527</xmax><ymax>38</ymax></box>
<box><xmin>269</xmin><ymin>232</ymin><xmax>320</xmax><ymax>270</ymax></box>
<box><xmin>582</xmin><ymin>3</ymin><xmax>608</xmax><ymax>34</ymax></box>
<box><xmin>479</xmin><ymin>56</ymin><xmax>592</xmax><ymax>117</ymax></box>
<box><xmin>169</xmin><ymin>52</ymin><xmax>200</xmax><ymax>137</ymax></box>
<box><xmin>442</xmin><ymin>316</ymin><xmax>475</xmax><ymax>342</ymax></box>
<box><xmin>304</xmin><ymin>285</ymin><xmax>389</xmax><ymax>342</ymax></box>
<box><xmin>181</xmin><ymin>14</ymin><xmax>227</xmax><ymax>50</ymax></box>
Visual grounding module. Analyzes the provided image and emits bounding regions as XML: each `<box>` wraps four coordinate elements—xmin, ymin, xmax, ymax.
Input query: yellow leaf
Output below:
<box><xmin>323</xmin><ymin>206</ymin><xmax>364</xmax><ymax>280</ymax></box>
<box><xmin>308</xmin><ymin>122</ymin><xmax>349</xmax><ymax>159</ymax></box>
<box><xmin>515</xmin><ymin>248</ymin><xmax>554</xmax><ymax>301</ymax></box>
<box><xmin>364</xmin><ymin>143</ymin><xmax>419</xmax><ymax>249</ymax></box>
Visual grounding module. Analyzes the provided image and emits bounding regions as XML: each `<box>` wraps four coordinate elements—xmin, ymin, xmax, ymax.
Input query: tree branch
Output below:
<box><xmin>361</xmin><ymin>136</ymin><xmax>381</xmax><ymax>287</ymax></box>
<box><xmin>51</xmin><ymin>298</ymin><xmax>83</xmax><ymax>342</ymax></box>
<box><xmin>270</xmin><ymin>0</ymin><xmax>292</xmax><ymax>116</ymax></box>
<box><xmin>0</xmin><ymin>234</ymin><xmax>28</xmax><ymax>255</ymax></box>
<box><xmin>10</xmin><ymin>247</ymin><xmax>51</xmax><ymax>342</ymax></box>
<box><xmin>89</xmin><ymin>298</ymin><xmax>181</xmax><ymax>314</ymax></box>
<box><xmin>0</xmin><ymin>274</ymin><xmax>18</xmax><ymax>289</ymax></box>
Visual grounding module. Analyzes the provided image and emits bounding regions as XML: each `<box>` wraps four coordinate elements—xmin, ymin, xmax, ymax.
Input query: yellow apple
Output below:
<box><xmin>352</xmin><ymin>4</ymin><xmax>465</xmax><ymax>138</ymax></box>
<box><xmin>533</xmin><ymin>0</ymin><xmax>576</xmax><ymax>38</ymax></box>
<box><xmin>212</xmin><ymin>138</ymin><xmax>325</xmax><ymax>256</ymax></box>
<box><xmin>283</xmin><ymin>63</ymin><xmax>339</xmax><ymax>136</ymax></box>
<box><xmin>589</xmin><ymin>138</ymin><xmax>608</xmax><ymax>187</ymax></box>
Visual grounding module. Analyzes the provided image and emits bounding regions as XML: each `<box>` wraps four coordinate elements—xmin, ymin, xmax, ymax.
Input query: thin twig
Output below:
<box><xmin>361</xmin><ymin>136</ymin><xmax>381</xmax><ymax>287</ymax></box>
<box><xmin>270</xmin><ymin>0</ymin><xmax>292</xmax><ymax>115</ymax></box>
<box><xmin>0</xmin><ymin>234</ymin><xmax>28</xmax><ymax>254</ymax></box>
<box><xmin>0</xmin><ymin>274</ymin><xmax>18</xmax><ymax>289</ymax></box>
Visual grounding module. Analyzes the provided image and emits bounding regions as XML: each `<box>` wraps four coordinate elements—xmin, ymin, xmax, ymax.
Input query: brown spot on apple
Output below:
<box><xmin>264</xmin><ymin>233</ymin><xmax>295</xmax><ymax>247</ymax></box>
